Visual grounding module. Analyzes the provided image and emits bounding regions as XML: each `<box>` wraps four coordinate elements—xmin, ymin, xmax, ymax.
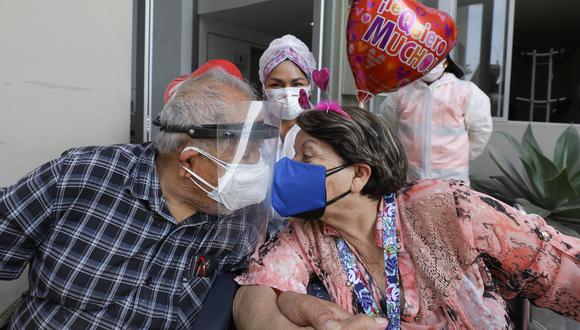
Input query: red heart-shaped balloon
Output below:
<box><xmin>298</xmin><ymin>88</ymin><xmax>311</xmax><ymax>109</ymax></box>
<box><xmin>312</xmin><ymin>67</ymin><xmax>330</xmax><ymax>92</ymax></box>
<box><xmin>346</xmin><ymin>0</ymin><xmax>457</xmax><ymax>102</ymax></box>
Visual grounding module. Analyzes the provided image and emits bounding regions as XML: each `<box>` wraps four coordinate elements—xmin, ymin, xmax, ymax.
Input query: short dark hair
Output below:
<box><xmin>296</xmin><ymin>106</ymin><xmax>408</xmax><ymax>199</ymax></box>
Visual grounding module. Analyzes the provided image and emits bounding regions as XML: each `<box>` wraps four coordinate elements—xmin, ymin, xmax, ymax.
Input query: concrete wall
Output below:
<box><xmin>0</xmin><ymin>0</ymin><xmax>133</xmax><ymax>312</ymax></box>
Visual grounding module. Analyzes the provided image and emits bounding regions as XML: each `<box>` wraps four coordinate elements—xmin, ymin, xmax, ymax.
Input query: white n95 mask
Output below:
<box><xmin>181</xmin><ymin>147</ymin><xmax>270</xmax><ymax>211</ymax></box>
<box><xmin>265</xmin><ymin>86</ymin><xmax>311</xmax><ymax>120</ymax></box>
<box><xmin>421</xmin><ymin>61</ymin><xmax>446</xmax><ymax>83</ymax></box>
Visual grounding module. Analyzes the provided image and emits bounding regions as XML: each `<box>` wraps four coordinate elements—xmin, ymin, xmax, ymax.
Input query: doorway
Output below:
<box><xmin>197</xmin><ymin>0</ymin><xmax>316</xmax><ymax>94</ymax></box>
<box><xmin>132</xmin><ymin>0</ymin><xmax>320</xmax><ymax>143</ymax></box>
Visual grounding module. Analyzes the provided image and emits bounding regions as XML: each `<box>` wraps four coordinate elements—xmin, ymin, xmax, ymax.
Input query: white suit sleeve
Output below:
<box><xmin>465</xmin><ymin>83</ymin><xmax>493</xmax><ymax>160</ymax></box>
<box><xmin>379</xmin><ymin>92</ymin><xmax>400</xmax><ymax>133</ymax></box>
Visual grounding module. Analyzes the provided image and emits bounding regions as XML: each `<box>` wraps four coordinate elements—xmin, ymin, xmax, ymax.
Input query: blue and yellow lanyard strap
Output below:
<box><xmin>336</xmin><ymin>193</ymin><xmax>401</xmax><ymax>330</ymax></box>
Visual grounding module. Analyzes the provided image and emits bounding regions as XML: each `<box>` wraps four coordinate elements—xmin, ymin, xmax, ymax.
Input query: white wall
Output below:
<box><xmin>0</xmin><ymin>0</ymin><xmax>133</xmax><ymax>311</ymax></box>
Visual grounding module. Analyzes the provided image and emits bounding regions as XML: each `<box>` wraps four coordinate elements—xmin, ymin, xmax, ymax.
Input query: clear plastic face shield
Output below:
<box><xmin>158</xmin><ymin>101</ymin><xmax>282</xmax><ymax>257</ymax></box>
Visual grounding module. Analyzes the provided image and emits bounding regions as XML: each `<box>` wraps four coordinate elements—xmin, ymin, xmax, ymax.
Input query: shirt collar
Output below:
<box><xmin>127</xmin><ymin>143</ymin><xmax>172</xmax><ymax>219</ymax></box>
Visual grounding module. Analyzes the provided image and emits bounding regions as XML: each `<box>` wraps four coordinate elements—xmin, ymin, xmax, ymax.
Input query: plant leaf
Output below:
<box><xmin>529</xmin><ymin>143</ymin><xmax>560</xmax><ymax>182</ymax></box>
<box><xmin>563</xmin><ymin>126</ymin><xmax>580</xmax><ymax>176</ymax></box>
<box><xmin>543</xmin><ymin>169</ymin><xmax>577</xmax><ymax>209</ymax></box>
<box><xmin>553</xmin><ymin>193</ymin><xmax>580</xmax><ymax>219</ymax></box>
<box><xmin>519</xmin><ymin>155</ymin><xmax>545</xmax><ymax>201</ymax></box>
<box><xmin>569</xmin><ymin>170</ymin><xmax>580</xmax><ymax>190</ymax></box>
<box><xmin>553</xmin><ymin>127</ymin><xmax>569</xmax><ymax>170</ymax></box>
<box><xmin>558</xmin><ymin>194</ymin><xmax>580</xmax><ymax>209</ymax></box>
<box><xmin>570</xmin><ymin>160</ymin><xmax>580</xmax><ymax>180</ymax></box>
<box><xmin>497</xmin><ymin>131</ymin><xmax>537</xmax><ymax>176</ymax></box>
<box><xmin>554</xmin><ymin>126</ymin><xmax>578</xmax><ymax>170</ymax></box>
<box><xmin>470</xmin><ymin>176</ymin><xmax>514</xmax><ymax>203</ymax></box>
<box><xmin>514</xmin><ymin>198</ymin><xmax>551</xmax><ymax>218</ymax></box>
<box><xmin>520</xmin><ymin>124</ymin><xmax>561</xmax><ymax>193</ymax></box>
<box><xmin>497</xmin><ymin>131</ymin><xmax>543</xmax><ymax>200</ymax></box>
<box><xmin>521</xmin><ymin>124</ymin><xmax>542</xmax><ymax>154</ymax></box>
<box><xmin>490</xmin><ymin>176</ymin><xmax>530</xmax><ymax>201</ymax></box>
<box><xmin>545</xmin><ymin>219</ymin><xmax>580</xmax><ymax>238</ymax></box>
<box><xmin>470</xmin><ymin>176</ymin><xmax>503</xmax><ymax>194</ymax></box>
<box><xmin>497</xmin><ymin>131</ymin><xmax>531</xmax><ymax>162</ymax></box>
<box><xmin>486</xmin><ymin>145</ymin><xmax>539</xmax><ymax>203</ymax></box>
<box><xmin>549</xmin><ymin>215</ymin><xmax>580</xmax><ymax>227</ymax></box>
<box><xmin>553</xmin><ymin>207</ymin><xmax>580</xmax><ymax>219</ymax></box>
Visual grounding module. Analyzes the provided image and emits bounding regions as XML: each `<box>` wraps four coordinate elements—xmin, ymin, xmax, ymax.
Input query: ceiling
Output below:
<box><xmin>202</xmin><ymin>0</ymin><xmax>314</xmax><ymax>47</ymax></box>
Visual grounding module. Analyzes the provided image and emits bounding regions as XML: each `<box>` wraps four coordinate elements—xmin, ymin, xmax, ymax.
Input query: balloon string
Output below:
<box><xmin>356</xmin><ymin>90</ymin><xmax>374</xmax><ymax>108</ymax></box>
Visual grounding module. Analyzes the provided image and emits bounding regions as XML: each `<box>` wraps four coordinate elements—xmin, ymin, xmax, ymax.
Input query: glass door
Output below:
<box><xmin>454</xmin><ymin>0</ymin><xmax>510</xmax><ymax>118</ymax></box>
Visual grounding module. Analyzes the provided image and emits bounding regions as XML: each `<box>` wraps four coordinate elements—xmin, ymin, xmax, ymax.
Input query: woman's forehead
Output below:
<box><xmin>295</xmin><ymin>130</ymin><xmax>315</xmax><ymax>145</ymax></box>
<box><xmin>267</xmin><ymin>61</ymin><xmax>308</xmax><ymax>81</ymax></box>
<box><xmin>295</xmin><ymin>131</ymin><xmax>333</xmax><ymax>152</ymax></box>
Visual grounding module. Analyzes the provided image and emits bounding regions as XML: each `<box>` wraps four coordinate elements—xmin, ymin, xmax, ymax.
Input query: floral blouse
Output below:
<box><xmin>236</xmin><ymin>180</ymin><xmax>580</xmax><ymax>329</ymax></box>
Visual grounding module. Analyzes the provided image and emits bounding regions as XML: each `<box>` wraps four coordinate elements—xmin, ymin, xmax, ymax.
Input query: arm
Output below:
<box><xmin>468</xmin><ymin>191</ymin><xmax>580</xmax><ymax>321</ymax></box>
<box><xmin>0</xmin><ymin>158</ymin><xmax>62</xmax><ymax>279</ymax></box>
<box><xmin>234</xmin><ymin>221</ymin><xmax>390</xmax><ymax>329</ymax></box>
<box><xmin>233</xmin><ymin>286</ymin><xmax>309</xmax><ymax>330</ymax></box>
<box><xmin>464</xmin><ymin>84</ymin><xmax>492</xmax><ymax>160</ymax></box>
<box><xmin>278</xmin><ymin>291</ymin><xmax>389</xmax><ymax>330</ymax></box>
<box><xmin>233</xmin><ymin>286</ymin><xmax>389</xmax><ymax>330</ymax></box>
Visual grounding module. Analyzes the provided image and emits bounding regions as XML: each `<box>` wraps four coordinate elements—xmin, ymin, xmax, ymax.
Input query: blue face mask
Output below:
<box><xmin>272</xmin><ymin>157</ymin><xmax>350</xmax><ymax>219</ymax></box>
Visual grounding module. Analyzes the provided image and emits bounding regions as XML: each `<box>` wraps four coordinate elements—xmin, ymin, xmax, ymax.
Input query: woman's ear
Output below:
<box><xmin>178</xmin><ymin>147</ymin><xmax>199</xmax><ymax>178</ymax></box>
<box><xmin>350</xmin><ymin>163</ymin><xmax>372</xmax><ymax>194</ymax></box>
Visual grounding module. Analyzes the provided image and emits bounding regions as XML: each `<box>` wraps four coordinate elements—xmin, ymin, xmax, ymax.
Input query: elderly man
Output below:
<box><xmin>0</xmin><ymin>69</ymin><xmax>280</xmax><ymax>329</ymax></box>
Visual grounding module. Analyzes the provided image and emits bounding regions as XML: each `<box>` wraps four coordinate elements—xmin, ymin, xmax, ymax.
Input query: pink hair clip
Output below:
<box><xmin>298</xmin><ymin>89</ymin><xmax>311</xmax><ymax>109</ymax></box>
<box><xmin>314</xmin><ymin>101</ymin><xmax>353</xmax><ymax>121</ymax></box>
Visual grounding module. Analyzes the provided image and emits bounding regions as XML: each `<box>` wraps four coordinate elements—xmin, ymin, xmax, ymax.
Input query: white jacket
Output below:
<box><xmin>276</xmin><ymin>124</ymin><xmax>301</xmax><ymax>161</ymax></box>
<box><xmin>381</xmin><ymin>73</ymin><xmax>492</xmax><ymax>183</ymax></box>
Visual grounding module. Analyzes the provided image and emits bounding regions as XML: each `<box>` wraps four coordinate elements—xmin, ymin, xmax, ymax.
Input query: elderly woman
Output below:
<box><xmin>233</xmin><ymin>106</ymin><xmax>579</xmax><ymax>329</ymax></box>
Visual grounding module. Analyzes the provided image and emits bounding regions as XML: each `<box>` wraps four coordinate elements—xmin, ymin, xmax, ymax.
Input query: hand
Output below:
<box><xmin>278</xmin><ymin>291</ymin><xmax>389</xmax><ymax>330</ymax></box>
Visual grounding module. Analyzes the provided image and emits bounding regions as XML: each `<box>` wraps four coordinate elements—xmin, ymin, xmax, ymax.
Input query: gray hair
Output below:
<box><xmin>154</xmin><ymin>68</ymin><xmax>256</xmax><ymax>154</ymax></box>
<box><xmin>296</xmin><ymin>106</ymin><xmax>408</xmax><ymax>199</ymax></box>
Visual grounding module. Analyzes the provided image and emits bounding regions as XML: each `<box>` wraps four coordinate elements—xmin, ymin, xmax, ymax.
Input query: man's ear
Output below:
<box><xmin>350</xmin><ymin>163</ymin><xmax>372</xmax><ymax>194</ymax></box>
<box><xmin>178</xmin><ymin>147</ymin><xmax>200</xmax><ymax>178</ymax></box>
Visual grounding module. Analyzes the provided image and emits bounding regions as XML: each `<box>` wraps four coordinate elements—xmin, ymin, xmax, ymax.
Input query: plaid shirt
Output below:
<box><xmin>0</xmin><ymin>143</ymin><xmax>264</xmax><ymax>329</ymax></box>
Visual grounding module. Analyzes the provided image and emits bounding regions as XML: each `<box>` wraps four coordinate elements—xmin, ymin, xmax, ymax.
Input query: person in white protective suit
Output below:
<box><xmin>259</xmin><ymin>34</ymin><xmax>318</xmax><ymax>161</ymax></box>
<box><xmin>380</xmin><ymin>56</ymin><xmax>492</xmax><ymax>184</ymax></box>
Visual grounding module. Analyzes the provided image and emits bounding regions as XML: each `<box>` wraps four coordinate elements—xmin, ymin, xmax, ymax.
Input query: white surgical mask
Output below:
<box><xmin>421</xmin><ymin>62</ymin><xmax>446</xmax><ymax>83</ymax></box>
<box><xmin>181</xmin><ymin>147</ymin><xmax>270</xmax><ymax>211</ymax></box>
<box><xmin>265</xmin><ymin>86</ymin><xmax>311</xmax><ymax>120</ymax></box>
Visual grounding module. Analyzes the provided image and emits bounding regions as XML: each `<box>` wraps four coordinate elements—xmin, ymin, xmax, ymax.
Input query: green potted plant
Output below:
<box><xmin>471</xmin><ymin>124</ymin><xmax>580</xmax><ymax>237</ymax></box>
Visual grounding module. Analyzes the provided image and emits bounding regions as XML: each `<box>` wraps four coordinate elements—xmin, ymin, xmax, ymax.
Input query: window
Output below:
<box><xmin>507</xmin><ymin>0</ymin><xmax>580</xmax><ymax>123</ymax></box>
<box><xmin>454</xmin><ymin>0</ymin><xmax>509</xmax><ymax>117</ymax></box>
<box><xmin>452</xmin><ymin>0</ymin><xmax>580</xmax><ymax>124</ymax></box>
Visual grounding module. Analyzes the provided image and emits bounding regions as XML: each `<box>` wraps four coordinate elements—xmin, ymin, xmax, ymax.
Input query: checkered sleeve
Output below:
<box><xmin>0</xmin><ymin>157</ymin><xmax>63</xmax><ymax>280</ymax></box>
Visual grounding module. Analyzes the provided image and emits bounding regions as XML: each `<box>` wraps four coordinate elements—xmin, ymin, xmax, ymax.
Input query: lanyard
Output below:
<box><xmin>336</xmin><ymin>193</ymin><xmax>400</xmax><ymax>330</ymax></box>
